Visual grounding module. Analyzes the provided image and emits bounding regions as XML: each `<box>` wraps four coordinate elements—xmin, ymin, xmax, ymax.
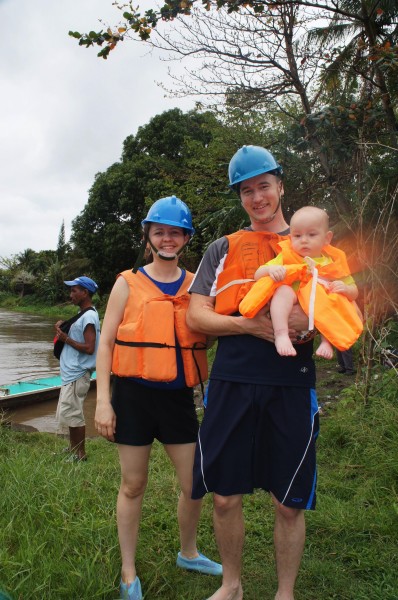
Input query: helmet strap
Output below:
<box><xmin>132</xmin><ymin>238</ymin><xmax>148</xmax><ymax>273</ymax></box>
<box><xmin>133</xmin><ymin>229</ymin><xmax>191</xmax><ymax>272</ymax></box>
<box><xmin>244</xmin><ymin>193</ymin><xmax>283</xmax><ymax>225</ymax></box>
<box><xmin>148</xmin><ymin>237</ymin><xmax>190</xmax><ymax>261</ymax></box>
<box><xmin>258</xmin><ymin>195</ymin><xmax>282</xmax><ymax>224</ymax></box>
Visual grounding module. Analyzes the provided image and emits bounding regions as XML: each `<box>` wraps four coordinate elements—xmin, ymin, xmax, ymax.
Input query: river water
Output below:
<box><xmin>0</xmin><ymin>309</ymin><xmax>98</xmax><ymax>436</ymax></box>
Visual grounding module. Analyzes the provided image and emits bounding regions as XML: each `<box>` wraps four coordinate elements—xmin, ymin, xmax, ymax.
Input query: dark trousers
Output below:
<box><xmin>336</xmin><ymin>348</ymin><xmax>354</xmax><ymax>373</ymax></box>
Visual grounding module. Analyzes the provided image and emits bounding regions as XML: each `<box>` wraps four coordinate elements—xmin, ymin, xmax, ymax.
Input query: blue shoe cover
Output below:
<box><xmin>120</xmin><ymin>576</ymin><xmax>142</xmax><ymax>600</ymax></box>
<box><xmin>176</xmin><ymin>552</ymin><xmax>222</xmax><ymax>576</ymax></box>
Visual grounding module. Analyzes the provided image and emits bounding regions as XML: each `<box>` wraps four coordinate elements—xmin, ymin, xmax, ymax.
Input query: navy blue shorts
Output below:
<box><xmin>192</xmin><ymin>380</ymin><xmax>319</xmax><ymax>510</ymax></box>
<box><xmin>111</xmin><ymin>377</ymin><xmax>198</xmax><ymax>446</ymax></box>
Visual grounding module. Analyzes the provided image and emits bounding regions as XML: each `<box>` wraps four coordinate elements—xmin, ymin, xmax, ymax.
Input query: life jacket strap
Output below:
<box><xmin>215</xmin><ymin>278</ymin><xmax>254</xmax><ymax>296</ymax></box>
<box><xmin>114</xmin><ymin>339</ymin><xmax>207</xmax><ymax>398</ymax></box>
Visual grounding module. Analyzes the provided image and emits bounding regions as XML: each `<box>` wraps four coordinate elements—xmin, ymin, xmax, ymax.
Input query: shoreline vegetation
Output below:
<box><xmin>1</xmin><ymin>299</ymin><xmax>397</xmax><ymax>598</ymax></box>
<box><xmin>0</xmin><ymin>293</ymin><xmax>105</xmax><ymax>321</ymax></box>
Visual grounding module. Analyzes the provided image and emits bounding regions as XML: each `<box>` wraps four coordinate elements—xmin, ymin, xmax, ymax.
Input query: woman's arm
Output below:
<box><xmin>95</xmin><ymin>276</ymin><xmax>129</xmax><ymax>441</ymax></box>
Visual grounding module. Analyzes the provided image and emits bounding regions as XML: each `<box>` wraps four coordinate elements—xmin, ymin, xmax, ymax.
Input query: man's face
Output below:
<box><xmin>69</xmin><ymin>285</ymin><xmax>87</xmax><ymax>306</ymax></box>
<box><xmin>239</xmin><ymin>173</ymin><xmax>283</xmax><ymax>227</ymax></box>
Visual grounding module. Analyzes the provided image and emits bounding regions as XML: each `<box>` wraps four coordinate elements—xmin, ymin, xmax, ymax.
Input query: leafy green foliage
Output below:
<box><xmin>68</xmin><ymin>0</ymin><xmax>397</xmax><ymax>222</ymax></box>
<box><xmin>70</xmin><ymin>108</ymin><xmax>233</xmax><ymax>289</ymax></box>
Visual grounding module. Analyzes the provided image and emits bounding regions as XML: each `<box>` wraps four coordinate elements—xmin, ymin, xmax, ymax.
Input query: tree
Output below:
<box><xmin>38</xmin><ymin>259</ymin><xmax>68</xmax><ymax>304</ymax></box>
<box><xmin>306</xmin><ymin>0</ymin><xmax>398</xmax><ymax>146</ymax></box>
<box><xmin>56</xmin><ymin>220</ymin><xmax>69</xmax><ymax>261</ymax></box>
<box><xmin>149</xmin><ymin>1</ymin><xmax>397</xmax><ymax>202</ymax></box>
<box><xmin>11</xmin><ymin>270</ymin><xmax>36</xmax><ymax>297</ymax></box>
<box><xmin>70</xmin><ymin>108</ymin><xmax>231</xmax><ymax>291</ymax></box>
<box><xmin>70</xmin><ymin>1</ymin><xmax>396</xmax><ymax>214</ymax></box>
<box><xmin>15</xmin><ymin>249</ymin><xmax>38</xmax><ymax>272</ymax></box>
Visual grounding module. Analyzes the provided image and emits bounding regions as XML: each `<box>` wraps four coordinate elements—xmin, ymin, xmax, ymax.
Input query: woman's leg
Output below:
<box><xmin>117</xmin><ymin>443</ymin><xmax>152</xmax><ymax>584</ymax></box>
<box><xmin>165</xmin><ymin>442</ymin><xmax>202</xmax><ymax>557</ymax></box>
<box><xmin>270</xmin><ymin>286</ymin><xmax>298</xmax><ymax>357</ymax></box>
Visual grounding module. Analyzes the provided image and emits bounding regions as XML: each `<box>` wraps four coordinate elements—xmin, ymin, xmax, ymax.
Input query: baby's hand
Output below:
<box><xmin>329</xmin><ymin>280</ymin><xmax>346</xmax><ymax>294</ymax></box>
<box><xmin>268</xmin><ymin>265</ymin><xmax>287</xmax><ymax>282</ymax></box>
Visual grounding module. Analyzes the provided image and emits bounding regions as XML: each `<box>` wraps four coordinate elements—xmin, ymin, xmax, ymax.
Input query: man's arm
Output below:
<box><xmin>187</xmin><ymin>293</ymin><xmax>276</xmax><ymax>342</ymax></box>
<box><xmin>82</xmin><ymin>323</ymin><xmax>97</xmax><ymax>354</ymax></box>
<box><xmin>288</xmin><ymin>305</ymin><xmax>311</xmax><ymax>332</ymax></box>
<box><xmin>54</xmin><ymin>322</ymin><xmax>96</xmax><ymax>354</ymax></box>
<box><xmin>187</xmin><ymin>294</ymin><xmax>311</xmax><ymax>343</ymax></box>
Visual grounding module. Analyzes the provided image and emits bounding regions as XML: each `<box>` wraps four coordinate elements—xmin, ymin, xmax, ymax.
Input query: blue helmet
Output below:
<box><xmin>141</xmin><ymin>195</ymin><xmax>195</xmax><ymax>236</ymax></box>
<box><xmin>228</xmin><ymin>145</ymin><xmax>283</xmax><ymax>188</ymax></box>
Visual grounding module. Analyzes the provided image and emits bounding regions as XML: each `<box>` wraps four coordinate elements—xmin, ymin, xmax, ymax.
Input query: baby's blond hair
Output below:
<box><xmin>290</xmin><ymin>206</ymin><xmax>329</xmax><ymax>230</ymax></box>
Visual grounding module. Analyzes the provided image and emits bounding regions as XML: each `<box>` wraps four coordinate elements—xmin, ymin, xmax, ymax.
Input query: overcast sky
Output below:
<box><xmin>0</xmin><ymin>0</ymin><xmax>194</xmax><ymax>260</ymax></box>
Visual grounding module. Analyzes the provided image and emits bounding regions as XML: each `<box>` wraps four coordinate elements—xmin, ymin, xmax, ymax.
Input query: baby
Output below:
<box><xmin>242</xmin><ymin>206</ymin><xmax>359</xmax><ymax>358</ymax></box>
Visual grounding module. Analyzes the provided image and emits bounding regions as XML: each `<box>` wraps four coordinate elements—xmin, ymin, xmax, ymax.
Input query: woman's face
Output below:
<box><xmin>148</xmin><ymin>223</ymin><xmax>189</xmax><ymax>259</ymax></box>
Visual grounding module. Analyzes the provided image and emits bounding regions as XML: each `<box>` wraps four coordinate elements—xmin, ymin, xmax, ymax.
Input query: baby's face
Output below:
<box><xmin>290</xmin><ymin>216</ymin><xmax>330</xmax><ymax>258</ymax></box>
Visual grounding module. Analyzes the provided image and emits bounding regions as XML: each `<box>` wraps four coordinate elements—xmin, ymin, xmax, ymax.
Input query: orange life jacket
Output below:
<box><xmin>239</xmin><ymin>239</ymin><xmax>363</xmax><ymax>351</ymax></box>
<box><xmin>111</xmin><ymin>269</ymin><xmax>208</xmax><ymax>387</ymax></box>
<box><xmin>215</xmin><ymin>230</ymin><xmax>286</xmax><ymax>315</ymax></box>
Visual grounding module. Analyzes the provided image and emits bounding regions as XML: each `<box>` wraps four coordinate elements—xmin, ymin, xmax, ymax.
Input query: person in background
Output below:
<box><xmin>94</xmin><ymin>196</ymin><xmax>221</xmax><ymax>600</ymax></box>
<box><xmin>336</xmin><ymin>347</ymin><xmax>355</xmax><ymax>375</ymax></box>
<box><xmin>187</xmin><ymin>145</ymin><xmax>321</xmax><ymax>600</ymax></box>
<box><xmin>55</xmin><ymin>276</ymin><xmax>100</xmax><ymax>462</ymax></box>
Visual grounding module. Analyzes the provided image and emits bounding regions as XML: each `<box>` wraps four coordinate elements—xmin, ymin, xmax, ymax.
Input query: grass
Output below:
<box><xmin>0</xmin><ymin>359</ymin><xmax>396</xmax><ymax>599</ymax></box>
<box><xmin>1</xmin><ymin>366</ymin><xmax>397</xmax><ymax>600</ymax></box>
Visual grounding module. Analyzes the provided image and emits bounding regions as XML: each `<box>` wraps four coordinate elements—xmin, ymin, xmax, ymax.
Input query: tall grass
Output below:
<box><xmin>0</xmin><ymin>367</ymin><xmax>397</xmax><ymax>600</ymax></box>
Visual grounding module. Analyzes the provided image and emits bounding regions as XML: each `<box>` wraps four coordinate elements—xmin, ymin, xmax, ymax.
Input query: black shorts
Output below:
<box><xmin>111</xmin><ymin>377</ymin><xmax>199</xmax><ymax>446</ymax></box>
<box><xmin>192</xmin><ymin>380</ymin><xmax>319</xmax><ymax>510</ymax></box>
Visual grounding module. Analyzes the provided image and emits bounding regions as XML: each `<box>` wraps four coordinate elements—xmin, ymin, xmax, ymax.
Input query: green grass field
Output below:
<box><xmin>0</xmin><ymin>368</ymin><xmax>397</xmax><ymax>600</ymax></box>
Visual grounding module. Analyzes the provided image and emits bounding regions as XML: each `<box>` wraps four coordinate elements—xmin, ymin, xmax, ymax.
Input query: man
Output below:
<box><xmin>55</xmin><ymin>276</ymin><xmax>100</xmax><ymax>462</ymax></box>
<box><xmin>187</xmin><ymin>146</ymin><xmax>318</xmax><ymax>600</ymax></box>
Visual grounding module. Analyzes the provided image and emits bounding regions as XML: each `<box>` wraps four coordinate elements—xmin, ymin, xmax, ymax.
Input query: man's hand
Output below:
<box><xmin>239</xmin><ymin>306</ymin><xmax>275</xmax><ymax>342</ymax></box>
<box><xmin>288</xmin><ymin>305</ymin><xmax>309</xmax><ymax>332</ymax></box>
<box><xmin>54</xmin><ymin>323</ymin><xmax>68</xmax><ymax>343</ymax></box>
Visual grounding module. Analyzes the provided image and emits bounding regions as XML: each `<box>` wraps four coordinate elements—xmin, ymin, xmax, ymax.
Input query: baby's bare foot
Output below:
<box><xmin>316</xmin><ymin>340</ymin><xmax>333</xmax><ymax>359</ymax></box>
<box><xmin>275</xmin><ymin>332</ymin><xmax>297</xmax><ymax>357</ymax></box>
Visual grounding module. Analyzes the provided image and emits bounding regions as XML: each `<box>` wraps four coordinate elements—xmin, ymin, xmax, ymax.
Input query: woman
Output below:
<box><xmin>94</xmin><ymin>196</ymin><xmax>221</xmax><ymax>600</ymax></box>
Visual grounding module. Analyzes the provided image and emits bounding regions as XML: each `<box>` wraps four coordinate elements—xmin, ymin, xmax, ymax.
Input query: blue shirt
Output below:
<box><xmin>60</xmin><ymin>308</ymin><xmax>101</xmax><ymax>384</ymax></box>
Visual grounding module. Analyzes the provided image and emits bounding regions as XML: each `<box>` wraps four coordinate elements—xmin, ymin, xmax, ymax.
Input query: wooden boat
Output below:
<box><xmin>0</xmin><ymin>372</ymin><xmax>97</xmax><ymax>409</ymax></box>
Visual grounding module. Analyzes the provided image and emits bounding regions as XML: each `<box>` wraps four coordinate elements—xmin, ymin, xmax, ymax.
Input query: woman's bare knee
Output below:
<box><xmin>120</xmin><ymin>477</ymin><xmax>147</xmax><ymax>500</ymax></box>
